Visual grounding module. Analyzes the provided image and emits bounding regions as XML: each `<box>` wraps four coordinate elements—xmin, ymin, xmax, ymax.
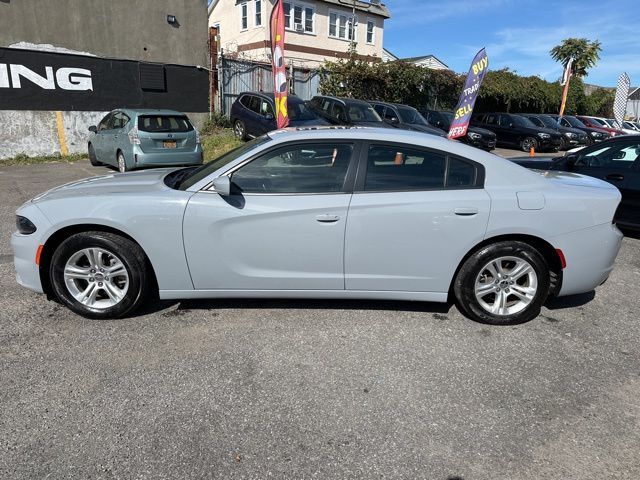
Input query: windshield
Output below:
<box><xmin>289</xmin><ymin>101</ymin><xmax>317</xmax><ymax>121</ymax></box>
<box><xmin>397</xmin><ymin>107</ymin><xmax>428</xmax><ymax>126</ymax></box>
<box><xmin>179</xmin><ymin>136</ymin><xmax>272</xmax><ymax>190</ymax></box>
<box><xmin>439</xmin><ymin>112</ymin><xmax>454</xmax><ymax>128</ymax></box>
<box><xmin>513</xmin><ymin>115</ymin><xmax>537</xmax><ymax>128</ymax></box>
<box><xmin>537</xmin><ymin>115</ymin><xmax>559</xmax><ymax>129</ymax></box>
<box><xmin>590</xmin><ymin>118</ymin><xmax>608</xmax><ymax>127</ymax></box>
<box><xmin>564</xmin><ymin>116</ymin><xmax>586</xmax><ymax>128</ymax></box>
<box><xmin>347</xmin><ymin>104</ymin><xmax>382</xmax><ymax>122</ymax></box>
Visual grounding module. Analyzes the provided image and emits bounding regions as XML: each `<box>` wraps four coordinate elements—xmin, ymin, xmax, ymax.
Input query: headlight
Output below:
<box><xmin>468</xmin><ymin>132</ymin><xmax>482</xmax><ymax>140</ymax></box>
<box><xmin>16</xmin><ymin>216</ymin><xmax>37</xmax><ymax>235</ymax></box>
<box><xmin>564</xmin><ymin>132</ymin><xmax>577</xmax><ymax>138</ymax></box>
<box><xmin>590</xmin><ymin>131</ymin><xmax>603</xmax><ymax>137</ymax></box>
<box><xmin>537</xmin><ymin>133</ymin><xmax>550</xmax><ymax>139</ymax></box>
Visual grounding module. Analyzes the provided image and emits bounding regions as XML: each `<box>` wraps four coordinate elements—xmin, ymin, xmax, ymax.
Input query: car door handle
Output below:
<box><xmin>454</xmin><ymin>207</ymin><xmax>479</xmax><ymax>216</ymax></box>
<box><xmin>605</xmin><ymin>174</ymin><xmax>624</xmax><ymax>181</ymax></box>
<box><xmin>316</xmin><ymin>214</ymin><xmax>340</xmax><ymax>223</ymax></box>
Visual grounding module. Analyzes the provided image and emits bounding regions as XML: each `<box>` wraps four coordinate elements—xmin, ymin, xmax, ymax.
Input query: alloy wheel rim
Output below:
<box><xmin>474</xmin><ymin>256</ymin><xmax>538</xmax><ymax>316</ymax></box>
<box><xmin>63</xmin><ymin>247</ymin><xmax>129</xmax><ymax>310</ymax></box>
<box><xmin>235</xmin><ymin>121</ymin><xmax>244</xmax><ymax>137</ymax></box>
<box><xmin>522</xmin><ymin>139</ymin><xmax>534</xmax><ymax>150</ymax></box>
<box><xmin>118</xmin><ymin>154</ymin><xmax>126</xmax><ymax>173</ymax></box>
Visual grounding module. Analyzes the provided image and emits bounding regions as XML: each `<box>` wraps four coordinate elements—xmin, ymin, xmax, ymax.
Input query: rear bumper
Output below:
<box><xmin>553</xmin><ymin>223</ymin><xmax>623</xmax><ymax>296</ymax></box>
<box><xmin>133</xmin><ymin>147</ymin><xmax>203</xmax><ymax>167</ymax></box>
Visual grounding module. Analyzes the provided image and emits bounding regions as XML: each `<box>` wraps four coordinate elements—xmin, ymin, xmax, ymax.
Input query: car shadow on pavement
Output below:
<box><xmin>137</xmin><ymin>298</ymin><xmax>454</xmax><ymax>317</ymax></box>
<box><xmin>544</xmin><ymin>291</ymin><xmax>595</xmax><ymax>310</ymax></box>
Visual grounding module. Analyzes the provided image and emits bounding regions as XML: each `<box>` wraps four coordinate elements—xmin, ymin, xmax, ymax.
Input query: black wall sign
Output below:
<box><xmin>0</xmin><ymin>47</ymin><xmax>209</xmax><ymax>112</ymax></box>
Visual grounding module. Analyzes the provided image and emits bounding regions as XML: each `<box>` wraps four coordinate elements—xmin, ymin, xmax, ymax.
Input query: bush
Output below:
<box><xmin>201</xmin><ymin>111</ymin><xmax>231</xmax><ymax>134</ymax></box>
<box><xmin>319</xmin><ymin>59</ymin><xmax>614</xmax><ymax>116</ymax></box>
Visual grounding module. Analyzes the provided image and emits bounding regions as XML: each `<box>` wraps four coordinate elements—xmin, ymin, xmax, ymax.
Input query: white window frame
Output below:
<box><xmin>328</xmin><ymin>9</ymin><xmax>357</xmax><ymax>42</ymax></box>
<box><xmin>239</xmin><ymin>2</ymin><xmax>248</xmax><ymax>31</ymax></box>
<box><xmin>366</xmin><ymin>18</ymin><xmax>375</xmax><ymax>45</ymax></box>
<box><xmin>254</xmin><ymin>0</ymin><xmax>262</xmax><ymax>27</ymax></box>
<box><xmin>283</xmin><ymin>1</ymin><xmax>315</xmax><ymax>34</ymax></box>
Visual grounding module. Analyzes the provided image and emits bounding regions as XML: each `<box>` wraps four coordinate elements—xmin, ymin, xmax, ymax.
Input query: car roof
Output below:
<box><xmin>313</xmin><ymin>95</ymin><xmax>371</xmax><ymax>106</ymax></box>
<box><xmin>368</xmin><ymin>100</ymin><xmax>417</xmax><ymax>110</ymax></box>
<box><xmin>115</xmin><ymin>108</ymin><xmax>187</xmax><ymax>116</ymax></box>
<box><xmin>238</xmin><ymin>91</ymin><xmax>301</xmax><ymax>100</ymax></box>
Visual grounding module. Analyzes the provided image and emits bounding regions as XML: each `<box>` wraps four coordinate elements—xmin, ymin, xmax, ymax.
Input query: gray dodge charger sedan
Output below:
<box><xmin>12</xmin><ymin>127</ymin><xmax>623</xmax><ymax>324</ymax></box>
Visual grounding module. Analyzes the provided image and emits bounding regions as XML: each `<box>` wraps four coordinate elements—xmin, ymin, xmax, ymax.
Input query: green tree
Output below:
<box><xmin>550</xmin><ymin>38</ymin><xmax>602</xmax><ymax>77</ymax></box>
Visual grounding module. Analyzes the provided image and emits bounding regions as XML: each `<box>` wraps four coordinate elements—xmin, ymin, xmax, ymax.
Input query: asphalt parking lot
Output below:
<box><xmin>1</xmin><ymin>160</ymin><xmax>639</xmax><ymax>479</ymax></box>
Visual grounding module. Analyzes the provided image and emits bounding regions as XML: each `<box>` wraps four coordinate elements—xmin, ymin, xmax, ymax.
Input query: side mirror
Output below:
<box><xmin>212</xmin><ymin>176</ymin><xmax>231</xmax><ymax>196</ymax></box>
<box><xmin>390</xmin><ymin>117</ymin><xmax>400</xmax><ymax>125</ymax></box>
<box><xmin>88</xmin><ymin>125</ymin><xmax>98</xmax><ymax>133</ymax></box>
<box><xmin>265</xmin><ymin>113</ymin><xmax>274</xmax><ymax>120</ymax></box>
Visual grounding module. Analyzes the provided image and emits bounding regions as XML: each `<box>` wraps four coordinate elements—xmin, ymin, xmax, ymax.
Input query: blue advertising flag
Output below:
<box><xmin>448</xmin><ymin>48</ymin><xmax>489</xmax><ymax>139</ymax></box>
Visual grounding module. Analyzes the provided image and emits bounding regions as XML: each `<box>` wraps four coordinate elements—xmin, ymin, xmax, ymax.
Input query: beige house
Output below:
<box><xmin>208</xmin><ymin>0</ymin><xmax>391</xmax><ymax>68</ymax></box>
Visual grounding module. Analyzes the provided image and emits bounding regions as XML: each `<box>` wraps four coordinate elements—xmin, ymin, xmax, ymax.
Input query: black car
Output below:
<box><xmin>521</xmin><ymin>113</ymin><xmax>589</xmax><ymax>150</ymax></box>
<box><xmin>423</xmin><ymin>109</ymin><xmax>496</xmax><ymax>150</ymax></box>
<box><xmin>546</xmin><ymin>114</ymin><xmax>610</xmax><ymax>144</ymax></box>
<box><xmin>230</xmin><ymin>92</ymin><xmax>329</xmax><ymax>140</ymax></box>
<box><xmin>368</xmin><ymin>101</ymin><xmax>446</xmax><ymax>137</ymax></box>
<box><xmin>472</xmin><ymin>112</ymin><xmax>563</xmax><ymax>152</ymax></box>
<box><xmin>308</xmin><ymin>96</ymin><xmax>394</xmax><ymax>128</ymax></box>
<box><xmin>511</xmin><ymin>136</ymin><xmax>640</xmax><ymax>229</ymax></box>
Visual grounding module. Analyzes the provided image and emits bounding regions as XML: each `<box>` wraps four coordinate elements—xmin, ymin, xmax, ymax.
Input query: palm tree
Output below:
<box><xmin>550</xmin><ymin>38</ymin><xmax>602</xmax><ymax>78</ymax></box>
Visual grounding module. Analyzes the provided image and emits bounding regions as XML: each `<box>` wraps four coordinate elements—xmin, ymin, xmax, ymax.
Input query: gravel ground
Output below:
<box><xmin>1</xmin><ymin>160</ymin><xmax>639</xmax><ymax>480</ymax></box>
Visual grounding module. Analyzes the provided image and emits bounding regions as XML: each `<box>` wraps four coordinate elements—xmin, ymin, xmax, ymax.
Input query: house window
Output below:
<box><xmin>329</xmin><ymin>10</ymin><xmax>356</xmax><ymax>41</ymax></box>
<box><xmin>255</xmin><ymin>0</ymin><xmax>262</xmax><ymax>26</ymax></box>
<box><xmin>240</xmin><ymin>2</ymin><xmax>248</xmax><ymax>30</ymax></box>
<box><xmin>283</xmin><ymin>2</ymin><xmax>314</xmax><ymax>33</ymax></box>
<box><xmin>366</xmin><ymin>19</ymin><xmax>375</xmax><ymax>44</ymax></box>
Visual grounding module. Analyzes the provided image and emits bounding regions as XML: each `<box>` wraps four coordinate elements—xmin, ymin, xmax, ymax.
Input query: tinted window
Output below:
<box><xmin>364</xmin><ymin>145</ymin><xmax>446</xmax><ymax>191</ymax></box>
<box><xmin>138</xmin><ymin>115</ymin><xmax>194</xmax><ymax>133</ymax></box>
<box><xmin>383</xmin><ymin>107</ymin><xmax>396</xmax><ymax>120</ymax></box>
<box><xmin>232</xmin><ymin>143</ymin><xmax>353</xmax><ymax>193</ymax></box>
<box><xmin>332</xmin><ymin>103</ymin><xmax>347</xmax><ymax>121</ymax></box>
<box><xmin>259</xmin><ymin>99</ymin><xmax>273</xmax><ymax>116</ymax></box>
<box><xmin>528</xmin><ymin>116</ymin><xmax>544</xmax><ymax>128</ymax></box>
<box><xmin>346</xmin><ymin>103</ymin><xmax>381</xmax><ymax>122</ymax></box>
<box><xmin>288</xmin><ymin>101</ymin><xmax>316</xmax><ymax>121</ymax></box>
<box><xmin>499</xmin><ymin>115</ymin><xmax>512</xmax><ymax>127</ymax></box>
<box><xmin>447</xmin><ymin>157</ymin><xmax>476</xmax><ymax>187</ymax></box>
<box><xmin>513</xmin><ymin>115</ymin><xmax>537</xmax><ymax>128</ymax></box>
<box><xmin>373</xmin><ymin>104</ymin><xmax>385</xmax><ymax>116</ymax></box>
<box><xmin>577</xmin><ymin>142</ymin><xmax>640</xmax><ymax>168</ymax></box>
<box><xmin>485</xmin><ymin>114</ymin><xmax>498</xmax><ymax>126</ymax></box>
<box><xmin>564</xmin><ymin>116</ymin><xmax>586</xmax><ymax>128</ymax></box>
<box><xmin>247</xmin><ymin>96</ymin><xmax>261</xmax><ymax>113</ymax></box>
<box><xmin>537</xmin><ymin>115</ymin><xmax>559</xmax><ymax>129</ymax></box>
<box><xmin>397</xmin><ymin>107</ymin><xmax>428</xmax><ymax>126</ymax></box>
<box><xmin>240</xmin><ymin>95</ymin><xmax>252</xmax><ymax>108</ymax></box>
<box><xmin>98</xmin><ymin>113</ymin><xmax>114</xmax><ymax>131</ymax></box>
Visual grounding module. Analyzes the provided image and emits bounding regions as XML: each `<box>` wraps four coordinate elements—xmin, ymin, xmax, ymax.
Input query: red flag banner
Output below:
<box><xmin>270</xmin><ymin>0</ymin><xmax>289</xmax><ymax>129</ymax></box>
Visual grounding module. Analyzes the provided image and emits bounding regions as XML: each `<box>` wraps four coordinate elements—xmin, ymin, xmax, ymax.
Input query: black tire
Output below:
<box><xmin>560</xmin><ymin>136</ymin><xmax>570</xmax><ymax>151</ymax></box>
<box><xmin>453</xmin><ymin>241</ymin><xmax>550</xmax><ymax>325</ymax></box>
<box><xmin>520</xmin><ymin>136</ymin><xmax>539</xmax><ymax>152</ymax></box>
<box><xmin>233</xmin><ymin>119</ymin><xmax>247</xmax><ymax>141</ymax></box>
<box><xmin>49</xmin><ymin>231</ymin><xmax>151</xmax><ymax>319</ymax></box>
<box><xmin>88</xmin><ymin>143</ymin><xmax>101</xmax><ymax>166</ymax></box>
<box><xmin>117</xmin><ymin>151</ymin><xmax>128</xmax><ymax>173</ymax></box>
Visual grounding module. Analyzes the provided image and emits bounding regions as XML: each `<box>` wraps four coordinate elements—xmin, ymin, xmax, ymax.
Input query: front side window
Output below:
<box><xmin>364</xmin><ymin>146</ymin><xmax>447</xmax><ymax>191</ymax></box>
<box><xmin>255</xmin><ymin>0</ymin><xmax>262</xmax><ymax>26</ymax></box>
<box><xmin>577</xmin><ymin>142</ymin><xmax>640</xmax><ymax>168</ymax></box>
<box><xmin>366</xmin><ymin>19</ymin><xmax>375</xmax><ymax>44</ymax></box>
<box><xmin>498</xmin><ymin>115</ymin><xmax>512</xmax><ymax>127</ymax></box>
<box><xmin>528</xmin><ymin>116</ymin><xmax>544</xmax><ymax>128</ymax></box>
<box><xmin>240</xmin><ymin>2</ymin><xmax>248</xmax><ymax>30</ymax></box>
<box><xmin>231</xmin><ymin>143</ymin><xmax>354</xmax><ymax>194</ymax></box>
<box><xmin>98</xmin><ymin>113</ymin><xmax>114</xmax><ymax>131</ymax></box>
<box><xmin>260</xmin><ymin>99</ymin><xmax>273</xmax><ymax>117</ymax></box>
<box><xmin>347</xmin><ymin>104</ymin><xmax>382</xmax><ymax>122</ymax></box>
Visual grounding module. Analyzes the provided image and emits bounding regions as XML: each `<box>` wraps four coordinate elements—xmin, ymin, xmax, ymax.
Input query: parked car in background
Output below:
<box><xmin>230</xmin><ymin>92</ymin><xmax>329</xmax><ymax>140</ymax></box>
<box><xmin>510</xmin><ymin>135</ymin><xmax>640</xmax><ymax>229</ymax></box>
<box><xmin>577</xmin><ymin>115</ymin><xmax>625</xmax><ymax>137</ymax></box>
<box><xmin>521</xmin><ymin>114</ymin><xmax>589</xmax><ymax>150</ymax></box>
<box><xmin>14</xmin><ymin>127</ymin><xmax>622</xmax><ymax>325</ymax></box>
<box><xmin>88</xmin><ymin>109</ymin><xmax>203</xmax><ymax>173</ymax></box>
<box><xmin>368</xmin><ymin>101</ymin><xmax>446</xmax><ymax>137</ymax></box>
<box><xmin>547</xmin><ymin>114</ymin><xmax>610</xmax><ymax>144</ymax></box>
<box><xmin>623</xmin><ymin>121</ymin><xmax>640</xmax><ymax>132</ymax></box>
<box><xmin>471</xmin><ymin>113</ymin><xmax>562</xmax><ymax>152</ymax></box>
<box><xmin>423</xmin><ymin>109</ymin><xmax>496</xmax><ymax>150</ymax></box>
<box><xmin>604</xmin><ymin>119</ymin><xmax>639</xmax><ymax>135</ymax></box>
<box><xmin>308</xmin><ymin>96</ymin><xmax>394</xmax><ymax>128</ymax></box>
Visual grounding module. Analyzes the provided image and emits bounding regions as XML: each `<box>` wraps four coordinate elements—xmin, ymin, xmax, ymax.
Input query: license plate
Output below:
<box><xmin>163</xmin><ymin>140</ymin><xmax>177</xmax><ymax>149</ymax></box>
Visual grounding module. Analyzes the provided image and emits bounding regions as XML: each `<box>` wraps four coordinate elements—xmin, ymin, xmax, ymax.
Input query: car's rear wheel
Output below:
<box><xmin>117</xmin><ymin>151</ymin><xmax>128</xmax><ymax>173</ymax></box>
<box><xmin>234</xmin><ymin>119</ymin><xmax>247</xmax><ymax>140</ymax></box>
<box><xmin>560</xmin><ymin>136</ymin><xmax>570</xmax><ymax>151</ymax></box>
<box><xmin>520</xmin><ymin>137</ymin><xmax>538</xmax><ymax>152</ymax></box>
<box><xmin>88</xmin><ymin>144</ymin><xmax>101</xmax><ymax>166</ymax></box>
<box><xmin>453</xmin><ymin>241</ymin><xmax>550</xmax><ymax>325</ymax></box>
<box><xmin>49</xmin><ymin>231</ymin><xmax>150</xmax><ymax>319</ymax></box>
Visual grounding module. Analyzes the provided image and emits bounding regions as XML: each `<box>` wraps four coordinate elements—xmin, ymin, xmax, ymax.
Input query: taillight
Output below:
<box><xmin>555</xmin><ymin>249</ymin><xmax>567</xmax><ymax>269</ymax></box>
<box><xmin>195</xmin><ymin>129</ymin><xmax>201</xmax><ymax>145</ymax></box>
<box><xmin>128</xmin><ymin>126</ymin><xmax>141</xmax><ymax>145</ymax></box>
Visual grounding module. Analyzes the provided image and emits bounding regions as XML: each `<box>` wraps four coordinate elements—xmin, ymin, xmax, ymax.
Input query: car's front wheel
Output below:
<box><xmin>453</xmin><ymin>241</ymin><xmax>550</xmax><ymax>325</ymax></box>
<box><xmin>49</xmin><ymin>231</ymin><xmax>151</xmax><ymax>319</ymax></box>
<box><xmin>520</xmin><ymin>137</ymin><xmax>538</xmax><ymax>152</ymax></box>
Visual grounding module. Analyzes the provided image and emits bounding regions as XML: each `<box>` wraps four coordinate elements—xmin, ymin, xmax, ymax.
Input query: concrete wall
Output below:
<box><xmin>0</xmin><ymin>0</ymin><xmax>208</xmax><ymax>67</ymax></box>
<box><xmin>210</xmin><ymin>0</ymin><xmax>385</xmax><ymax>68</ymax></box>
<box><xmin>0</xmin><ymin>111</ymin><xmax>209</xmax><ymax>160</ymax></box>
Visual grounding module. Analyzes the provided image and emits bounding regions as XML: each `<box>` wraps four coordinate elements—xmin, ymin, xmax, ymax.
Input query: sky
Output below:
<box><xmin>383</xmin><ymin>0</ymin><xmax>640</xmax><ymax>87</ymax></box>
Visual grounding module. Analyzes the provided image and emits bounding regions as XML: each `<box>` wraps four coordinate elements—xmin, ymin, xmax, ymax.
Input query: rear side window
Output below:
<box><xmin>365</xmin><ymin>145</ymin><xmax>446</xmax><ymax>191</ymax></box>
<box><xmin>485</xmin><ymin>114</ymin><xmax>497</xmax><ymax>125</ymax></box>
<box><xmin>364</xmin><ymin>146</ymin><xmax>480</xmax><ymax>191</ymax></box>
<box><xmin>240</xmin><ymin>95</ymin><xmax>252</xmax><ymax>108</ymax></box>
<box><xmin>138</xmin><ymin>115</ymin><xmax>194</xmax><ymax>133</ymax></box>
<box><xmin>499</xmin><ymin>115</ymin><xmax>512</xmax><ymax>127</ymax></box>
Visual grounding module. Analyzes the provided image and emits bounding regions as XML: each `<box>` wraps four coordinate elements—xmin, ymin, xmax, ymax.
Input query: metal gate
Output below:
<box><xmin>219</xmin><ymin>56</ymin><xmax>320</xmax><ymax>116</ymax></box>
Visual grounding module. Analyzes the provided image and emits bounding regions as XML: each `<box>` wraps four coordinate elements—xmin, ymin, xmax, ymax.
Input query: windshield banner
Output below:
<box><xmin>270</xmin><ymin>0</ymin><xmax>290</xmax><ymax>129</ymax></box>
<box><xmin>448</xmin><ymin>48</ymin><xmax>489</xmax><ymax>139</ymax></box>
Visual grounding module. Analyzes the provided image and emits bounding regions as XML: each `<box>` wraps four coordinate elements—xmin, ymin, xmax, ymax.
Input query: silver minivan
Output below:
<box><xmin>88</xmin><ymin>109</ymin><xmax>203</xmax><ymax>172</ymax></box>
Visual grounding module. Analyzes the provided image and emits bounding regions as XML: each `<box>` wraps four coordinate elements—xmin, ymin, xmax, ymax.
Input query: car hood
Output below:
<box><xmin>467</xmin><ymin>126</ymin><xmax>495</xmax><ymax>137</ymax></box>
<box><xmin>31</xmin><ymin>168</ymin><xmax>177</xmax><ymax>203</ymax></box>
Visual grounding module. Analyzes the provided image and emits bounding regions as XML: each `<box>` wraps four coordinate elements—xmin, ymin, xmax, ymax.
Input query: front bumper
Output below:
<box><xmin>553</xmin><ymin>223</ymin><xmax>623</xmax><ymax>297</ymax></box>
<box><xmin>11</xmin><ymin>204</ymin><xmax>52</xmax><ymax>294</ymax></box>
<box><xmin>467</xmin><ymin>136</ymin><xmax>496</xmax><ymax>150</ymax></box>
